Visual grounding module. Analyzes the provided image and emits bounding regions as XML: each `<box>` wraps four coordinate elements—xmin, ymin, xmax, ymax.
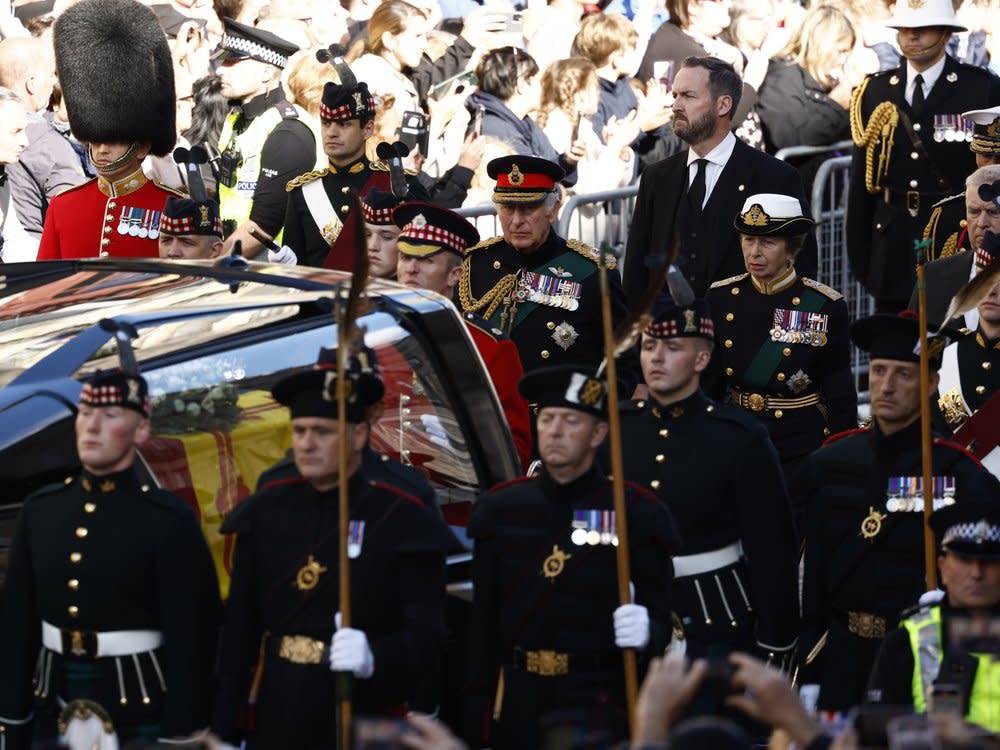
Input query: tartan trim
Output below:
<box><xmin>644</xmin><ymin>318</ymin><xmax>715</xmax><ymax>338</ymax></box>
<box><xmin>362</xmin><ymin>202</ymin><xmax>395</xmax><ymax>224</ymax></box>
<box><xmin>79</xmin><ymin>383</ymin><xmax>151</xmax><ymax>414</ymax></box>
<box><xmin>159</xmin><ymin>214</ymin><xmax>223</xmax><ymax>236</ymax></box>
<box><xmin>399</xmin><ymin>220</ymin><xmax>467</xmax><ymax>253</ymax></box>
<box><xmin>320</xmin><ymin>97</ymin><xmax>376</xmax><ymax>122</ymax></box>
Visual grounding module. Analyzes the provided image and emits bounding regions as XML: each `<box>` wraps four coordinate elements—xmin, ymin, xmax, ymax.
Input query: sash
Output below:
<box><xmin>302</xmin><ymin>178</ymin><xmax>342</xmax><ymax>243</ymax></box>
<box><xmin>938</xmin><ymin>341</ymin><xmax>971</xmax><ymax>418</ymax></box>
<box><xmin>743</xmin><ymin>288</ymin><xmax>827</xmax><ymax>388</ymax></box>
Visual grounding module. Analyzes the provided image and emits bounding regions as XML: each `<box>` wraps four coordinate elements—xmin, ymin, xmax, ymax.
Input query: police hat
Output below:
<box><xmin>644</xmin><ymin>294</ymin><xmax>714</xmax><ymax>341</ymax></box>
<box><xmin>488</xmin><ymin>155</ymin><xmax>564</xmax><ymax>205</ymax></box>
<box><xmin>54</xmin><ymin>0</ymin><xmax>176</xmax><ymax>157</ymax></box>
<box><xmin>519</xmin><ymin>365</ymin><xmax>607</xmax><ymax>418</ymax></box>
<box><xmin>160</xmin><ymin>197</ymin><xmax>223</xmax><ymax>237</ymax></box>
<box><xmin>734</xmin><ymin>193</ymin><xmax>815</xmax><ymax>237</ymax></box>
<box><xmin>394</xmin><ymin>202</ymin><xmax>480</xmax><ymax>258</ymax></box>
<box><xmin>964</xmin><ymin>107</ymin><xmax>1000</xmax><ymax>156</ymax></box>
<box><xmin>362</xmin><ymin>189</ymin><xmax>404</xmax><ymax>226</ymax></box>
<box><xmin>271</xmin><ymin>346</ymin><xmax>385</xmax><ymax>423</ymax></box>
<box><xmin>80</xmin><ymin>370</ymin><xmax>150</xmax><ymax>417</ymax></box>
<box><xmin>931</xmin><ymin>502</ymin><xmax>1000</xmax><ymax>560</ymax></box>
<box><xmin>850</xmin><ymin>312</ymin><xmax>951</xmax><ymax>369</ymax></box>
<box><xmin>213</xmin><ymin>17</ymin><xmax>299</xmax><ymax>69</ymax></box>
<box><xmin>320</xmin><ymin>80</ymin><xmax>376</xmax><ymax>122</ymax></box>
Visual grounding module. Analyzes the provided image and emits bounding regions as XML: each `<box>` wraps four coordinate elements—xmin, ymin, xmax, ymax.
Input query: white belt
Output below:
<box><xmin>673</xmin><ymin>541</ymin><xmax>743</xmax><ymax>578</ymax></box>
<box><xmin>42</xmin><ymin>621</ymin><xmax>163</xmax><ymax>658</ymax></box>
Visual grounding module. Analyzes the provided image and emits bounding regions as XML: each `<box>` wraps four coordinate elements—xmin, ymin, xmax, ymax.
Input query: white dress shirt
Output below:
<box><xmin>906</xmin><ymin>56</ymin><xmax>946</xmax><ymax>107</ymax></box>
<box><xmin>686</xmin><ymin>131</ymin><xmax>737</xmax><ymax>209</ymax></box>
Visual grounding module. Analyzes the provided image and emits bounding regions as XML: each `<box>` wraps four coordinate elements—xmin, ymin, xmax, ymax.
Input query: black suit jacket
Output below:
<box><xmin>624</xmin><ymin>137</ymin><xmax>813</xmax><ymax>301</ymax></box>
<box><xmin>907</xmin><ymin>249</ymin><xmax>974</xmax><ymax>327</ymax></box>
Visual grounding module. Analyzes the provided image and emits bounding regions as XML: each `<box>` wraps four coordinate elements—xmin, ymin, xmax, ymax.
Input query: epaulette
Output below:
<box><xmin>278</xmin><ymin>102</ymin><xmax>300</xmax><ymax>119</ymax></box>
<box><xmin>152</xmin><ymin>180</ymin><xmax>187</xmax><ymax>197</ymax></box>
<box><xmin>822</xmin><ymin>426</ymin><xmax>870</xmax><ymax>446</ymax></box>
<box><xmin>710</xmin><ymin>272</ymin><xmax>748</xmax><ymax>289</ymax></box>
<box><xmin>566</xmin><ymin>238</ymin><xmax>616</xmax><ymax>270</ymax></box>
<box><xmin>464</xmin><ymin>311</ymin><xmax>505</xmax><ymax>340</ymax></box>
<box><xmin>370</xmin><ymin>160</ymin><xmax>389</xmax><ymax>172</ymax></box>
<box><xmin>922</xmin><ymin>204</ymin><xmax>941</xmax><ymax>242</ymax></box>
<box><xmin>286</xmin><ymin>168</ymin><xmax>329</xmax><ymax>192</ymax></box>
<box><xmin>486</xmin><ymin>475</ymin><xmax>536</xmax><ymax>494</ymax></box>
<box><xmin>802</xmin><ymin>277</ymin><xmax>843</xmax><ymax>301</ymax></box>
<box><xmin>466</xmin><ymin>236</ymin><xmax>505</xmax><ymax>253</ymax></box>
<box><xmin>619</xmin><ymin>399</ymin><xmax>642</xmax><ymax>412</ymax></box>
<box><xmin>940</xmin><ymin>232</ymin><xmax>960</xmax><ymax>258</ymax></box>
<box><xmin>370</xmin><ymin>479</ymin><xmax>425</xmax><ymax>507</ymax></box>
<box><xmin>933</xmin><ymin>437</ymin><xmax>983</xmax><ymax>468</ymax></box>
<box><xmin>27</xmin><ymin>477</ymin><xmax>75</xmax><ymax>500</ymax></box>
<box><xmin>931</xmin><ymin>192</ymin><xmax>964</xmax><ymax>210</ymax></box>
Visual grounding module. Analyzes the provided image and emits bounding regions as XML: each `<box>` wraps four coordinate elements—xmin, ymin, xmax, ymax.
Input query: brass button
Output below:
<box><xmin>141</xmin><ymin>485</ymin><xmax>149</xmax><ymax>492</ymax></box>
<box><xmin>706</xmin><ymin>405</ymin><xmax>714</xmax><ymax>412</ymax></box>
<box><xmin>340</xmin><ymin>205</ymin><xmax>349</xmax><ymax>212</ymax></box>
<box><xmin>650</xmin><ymin>480</ymin><xmax>661</xmax><ymax>489</ymax></box>
<box><xmin>68</xmin><ymin>579</ymin><xmax>79</xmax><ymax>590</ymax></box>
<box><xmin>659</xmin><ymin>429</ymin><xmax>668</xmax><ymax>437</ymax></box>
<box><xmin>101</xmin><ymin>238</ymin><xmax>111</xmax><ymax>246</ymax></box>
<box><xmin>783</xmin><ymin>347</ymin><xmax>791</xmax><ymax>356</ymax></box>
<box><xmin>541</xmin><ymin>350</ymin><xmax>550</xmax><ymax>359</ymax></box>
<box><xmin>724</xmin><ymin>339</ymin><xmax>733</xmax><ymax>348</ymax></box>
<box><xmin>726</xmin><ymin>312</ymin><xmax>734</xmax><ymax>321</ymax></box>
<box><xmin>493</xmin><ymin>261</ymin><xmax>501</xmax><ymax>269</ymax></box>
<box><xmin>76</xmin><ymin>527</ymin><xmax>88</xmax><ymax>538</ymax></box>
<box><xmin>84</xmin><ymin>502</ymin><xmax>96</xmax><ymax>513</ymax></box>
<box><xmin>774</xmin><ymin>410</ymin><xmax>784</xmax><ymax>419</ymax></box>
<box><xmin>791</xmin><ymin>297</ymin><xmax>800</xmax><ymax>306</ymax></box>
<box><xmin>983</xmin><ymin>362</ymin><xmax>992</xmax><ymax>371</ymax></box>
<box><xmin>656</xmin><ymin>454</ymin><xmax>665</xmax><ymax>463</ymax></box>
<box><xmin>108</xmin><ymin>201</ymin><xmax>117</xmax><ymax>209</ymax></box>
<box><xmin>68</xmin><ymin>605</ymin><xmax>79</xmax><ymax>617</ymax></box>
<box><xmin>909</xmin><ymin>179</ymin><xmax>918</xmax><ymax>189</ymax></box>
<box><xmin>547</xmin><ymin>321</ymin><xmax>555</xmax><ymax>330</ymax></box>
<box><xmin>341</xmin><ymin>186</ymin><xmax>350</xmax><ymax>194</ymax></box>
<box><xmin>725</xmin><ymin>367</ymin><xmax>734</xmax><ymax>376</ymax></box>
<box><xmin>823</xmin><ymin>427</ymin><xmax>831</xmax><ymax>436</ymax></box>
<box><xmin>914</xmin><ymin>122</ymin><xmax>921</xmax><ymax>132</ymax></box>
<box><xmin>105</xmin><ymin>214</ymin><xmax>114</xmax><ymax>222</ymax></box>
<box><xmin>731</xmin><ymin>287</ymin><xmax>740</xmax><ymax>295</ymax></box>
<box><xmin>977</xmin><ymin>385</ymin><xmax>986</xmax><ymax>395</ymax></box>
<box><xmin>910</xmin><ymin>151</ymin><xmax>919</xmax><ymax>160</ymax></box>
<box><xmin>100</xmin><ymin>251</ymin><xmax>109</xmax><ymax>257</ymax></box>
<box><xmin>637</xmin><ymin>400</ymin><xmax>645</xmax><ymax>408</ymax></box>
<box><xmin>70</xmin><ymin>552</ymin><xmax>82</xmax><ymax>563</ymax></box>
<box><xmin>103</xmin><ymin>226</ymin><xmax>112</xmax><ymax>234</ymax></box>
<box><xmin>777</xmin><ymin>372</ymin><xmax>786</xmax><ymax>382</ymax></box>
<box><xmin>876</xmin><ymin>223</ymin><xmax>882</xmax><ymax>230</ymax></box>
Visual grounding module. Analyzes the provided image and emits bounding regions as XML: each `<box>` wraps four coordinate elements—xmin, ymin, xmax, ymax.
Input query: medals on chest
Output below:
<box><xmin>542</xmin><ymin>544</ymin><xmax>572</xmax><ymax>581</ymax></box>
<box><xmin>885</xmin><ymin>476</ymin><xmax>957</xmax><ymax>512</ymax></box>
<box><xmin>116</xmin><ymin>207</ymin><xmax>161</xmax><ymax>239</ymax></box>
<box><xmin>347</xmin><ymin>520</ymin><xmax>365</xmax><ymax>559</ymax></box>
<box><xmin>571</xmin><ymin>509</ymin><xmax>618</xmax><ymax>546</ymax></box>
<box><xmin>770</xmin><ymin>309</ymin><xmax>828</xmax><ymax>346</ymax></box>
<box><xmin>933</xmin><ymin>114</ymin><xmax>973</xmax><ymax>144</ymax></box>
<box><xmin>515</xmin><ymin>270</ymin><xmax>581</xmax><ymax>311</ymax></box>
<box><xmin>294</xmin><ymin>554</ymin><xmax>328</xmax><ymax>591</ymax></box>
<box><xmin>860</xmin><ymin>506</ymin><xmax>888</xmax><ymax>540</ymax></box>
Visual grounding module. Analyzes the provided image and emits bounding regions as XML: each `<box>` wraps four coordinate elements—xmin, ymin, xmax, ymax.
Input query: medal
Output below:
<box><xmin>860</xmin><ymin>506</ymin><xmax>887</xmax><ymax>540</ymax></box>
<box><xmin>294</xmin><ymin>554</ymin><xmax>328</xmax><ymax>591</ymax></box>
<box><xmin>128</xmin><ymin>208</ymin><xmax>141</xmax><ymax>237</ymax></box>
<box><xmin>137</xmin><ymin>209</ymin><xmax>150</xmax><ymax>239</ymax></box>
<box><xmin>586</xmin><ymin>529</ymin><xmax>601</xmax><ymax>546</ymax></box>
<box><xmin>571</xmin><ymin>528</ymin><xmax>588</xmax><ymax>546</ymax></box>
<box><xmin>148</xmin><ymin>211</ymin><xmax>160</xmax><ymax>240</ymax></box>
<box><xmin>116</xmin><ymin>207</ymin><xmax>129</xmax><ymax>235</ymax></box>
<box><xmin>347</xmin><ymin>519</ymin><xmax>365</xmax><ymax>559</ymax></box>
<box><xmin>542</xmin><ymin>544</ymin><xmax>572</xmax><ymax>581</ymax></box>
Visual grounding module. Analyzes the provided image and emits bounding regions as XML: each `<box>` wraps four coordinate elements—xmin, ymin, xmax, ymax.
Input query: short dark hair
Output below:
<box><xmin>681</xmin><ymin>56</ymin><xmax>742</xmax><ymax>118</ymax></box>
<box><xmin>476</xmin><ymin>47</ymin><xmax>540</xmax><ymax>102</ymax></box>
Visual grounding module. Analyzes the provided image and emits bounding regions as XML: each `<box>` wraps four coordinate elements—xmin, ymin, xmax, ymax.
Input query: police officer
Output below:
<box><xmin>867</xmin><ymin>500</ymin><xmax>1000</xmax><ymax>733</ymax></box>
<box><xmin>157</xmin><ymin>196</ymin><xmax>225</xmax><ymax>260</ymax></box>
<box><xmin>846</xmin><ymin>0</ymin><xmax>1000</xmax><ymax>313</ymax></box>
<box><xmin>457</xmin><ymin>155</ymin><xmax>640</xmax><ymax>394</ymax></box>
<box><xmin>282</xmin><ymin>78</ymin><xmax>429</xmax><ymax>270</ymax></box>
<box><xmin>211</xmin><ymin>346</ymin><xmax>456</xmax><ymax>749</ymax></box>
<box><xmin>0</xmin><ymin>367</ymin><xmax>221</xmax><ymax>749</ymax></box>
<box><xmin>465</xmin><ymin>365</ymin><xmax>678</xmax><ymax>749</ymax></box>
<box><xmin>394</xmin><ymin>201</ymin><xmax>533</xmax><ymax>469</ymax></box>
<box><xmin>706</xmin><ymin>193</ymin><xmax>858</xmax><ymax>479</ymax></box>
<box><xmin>616</xmin><ymin>291</ymin><xmax>799</xmax><ymax>665</ymax></box>
<box><xmin>37</xmin><ymin>0</ymin><xmax>185</xmax><ymax>260</ymax></box>
<box><xmin>214</xmin><ymin>18</ymin><xmax>322</xmax><ymax>259</ymax></box>
<box><xmin>796</xmin><ymin>312</ymin><xmax>1000</xmax><ymax>711</ymax></box>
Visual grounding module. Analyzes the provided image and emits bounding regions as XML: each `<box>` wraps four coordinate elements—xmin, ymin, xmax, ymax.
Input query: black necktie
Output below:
<box><xmin>688</xmin><ymin>158</ymin><xmax>707</xmax><ymax>217</ymax></box>
<box><xmin>912</xmin><ymin>74</ymin><xmax>925</xmax><ymax>116</ymax></box>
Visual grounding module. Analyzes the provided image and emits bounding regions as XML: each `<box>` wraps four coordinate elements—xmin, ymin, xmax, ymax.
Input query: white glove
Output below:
<box><xmin>267</xmin><ymin>244</ymin><xmax>298</xmax><ymax>264</ymax></box>
<box><xmin>330</xmin><ymin>626</ymin><xmax>375</xmax><ymax>678</ymax></box>
<box><xmin>62</xmin><ymin>715</ymin><xmax>118</xmax><ymax>750</ymax></box>
<box><xmin>613</xmin><ymin>603</ymin><xmax>650</xmax><ymax>649</ymax></box>
<box><xmin>919</xmin><ymin>588</ymin><xmax>945</xmax><ymax>606</ymax></box>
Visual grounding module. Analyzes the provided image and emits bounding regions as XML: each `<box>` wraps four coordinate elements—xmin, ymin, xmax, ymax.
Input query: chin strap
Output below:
<box><xmin>89</xmin><ymin>142</ymin><xmax>140</xmax><ymax>175</ymax></box>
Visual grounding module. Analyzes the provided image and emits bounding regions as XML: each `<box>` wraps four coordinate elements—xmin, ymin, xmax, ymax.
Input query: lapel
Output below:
<box><xmin>704</xmin><ymin>139</ymin><xmax>750</xmax><ymax>218</ymax></box>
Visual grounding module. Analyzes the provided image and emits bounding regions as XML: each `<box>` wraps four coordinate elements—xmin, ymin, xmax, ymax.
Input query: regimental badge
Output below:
<box><xmin>552</xmin><ymin>321</ymin><xmax>579</xmax><ymax>351</ymax></box>
<box><xmin>294</xmin><ymin>554</ymin><xmax>328</xmax><ymax>591</ymax></box>
<box><xmin>82</xmin><ymin>477</ymin><xmax>92</xmax><ymax>492</ymax></box>
<box><xmin>508</xmin><ymin>164</ymin><xmax>524</xmax><ymax>186</ymax></box>
<box><xmin>860</xmin><ymin>506</ymin><xmax>888</xmax><ymax>540</ymax></box>
<box><xmin>989</xmin><ymin>118</ymin><xmax>1000</xmax><ymax>138</ymax></box>
<box><xmin>126</xmin><ymin>378</ymin><xmax>141</xmax><ymax>404</ymax></box>
<box><xmin>787</xmin><ymin>369</ymin><xmax>812</xmax><ymax>395</ymax></box>
<box><xmin>571</xmin><ymin>509</ymin><xmax>618</xmax><ymax>546</ymax></box>
<box><xmin>741</xmin><ymin>204</ymin><xmax>769</xmax><ymax>227</ymax></box>
<box><xmin>578</xmin><ymin>378</ymin><xmax>604</xmax><ymax>406</ymax></box>
<box><xmin>99</xmin><ymin>480</ymin><xmax>114</xmax><ymax>493</ymax></box>
<box><xmin>907</xmin><ymin>0</ymin><xmax>924</xmax><ymax>7</ymax></box>
<box><xmin>683</xmin><ymin>308</ymin><xmax>697</xmax><ymax>333</ymax></box>
<box><xmin>353</xmin><ymin>92</ymin><xmax>364</xmax><ymax>111</ymax></box>
<box><xmin>542</xmin><ymin>544</ymin><xmax>571</xmax><ymax>581</ymax></box>
<box><xmin>890</xmin><ymin>74</ymin><xmax>900</xmax><ymax>85</ymax></box>
<box><xmin>946</xmin><ymin>72</ymin><xmax>958</xmax><ymax>83</ymax></box>
<box><xmin>938</xmin><ymin>387</ymin><xmax>971</xmax><ymax>426</ymax></box>
<box><xmin>548</xmin><ymin>266</ymin><xmax>572</xmax><ymax>278</ymax></box>
<box><xmin>321</xmin><ymin>219</ymin><xmax>343</xmax><ymax>246</ymax></box>
<box><xmin>199</xmin><ymin>205</ymin><xmax>211</xmax><ymax>227</ymax></box>
<box><xmin>347</xmin><ymin>520</ymin><xmax>365</xmax><ymax>559</ymax></box>
<box><xmin>411</xmin><ymin>214</ymin><xmax>427</xmax><ymax>229</ymax></box>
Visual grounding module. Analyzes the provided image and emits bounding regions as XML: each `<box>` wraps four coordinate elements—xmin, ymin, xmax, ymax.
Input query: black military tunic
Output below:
<box><xmin>457</xmin><ymin>231</ymin><xmax>640</xmax><ymax>395</ymax></box>
<box><xmin>282</xmin><ymin>156</ymin><xmax>429</xmax><ymax>269</ymax></box>
<box><xmin>0</xmin><ymin>467</ymin><xmax>221</xmax><ymax>748</ymax></box>
<box><xmin>704</xmin><ymin>270</ymin><xmax>858</xmax><ymax>471</ymax></box>
<box><xmin>614</xmin><ymin>390</ymin><xmax>799</xmax><ymax>658</ymax></box>
<box><xmin>935</xmin><ymin>328</ymin><xmax>1000</xmax><ymax>432</ymax></box>
<box><xmin>922</xmin><ymin>192</ymin><xmax>970</xmax><ymax>262</ymax></box>
<box><xmin>464</xmin><ymin>465</ymin><xmax>677</xmax><ymax>749</ymax></box>
<box><xmin>212</xmin><ymin>469</ymin><xmax>456</xmax><ymax>749</ymax></box>
<box><xmin>847</xmin><ymin>56</ymin><xmax>1000</xmax><ymax>308</ymax></box>
<box><xmin>794</xmin><ymin>421</ymin><xmax>1000</xmax><ymax>711</ymax></box>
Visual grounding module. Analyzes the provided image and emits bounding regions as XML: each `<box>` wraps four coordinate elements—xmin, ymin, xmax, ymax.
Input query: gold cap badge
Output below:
<box><xmin>741</xmin><ymin>204</ymin><xmax>770</xmax><ymax>227</ymax></box>
<box><xmin>508</xmin><ymin>163</ymin><xmax>524</xmax><ymax>186</ymax></box>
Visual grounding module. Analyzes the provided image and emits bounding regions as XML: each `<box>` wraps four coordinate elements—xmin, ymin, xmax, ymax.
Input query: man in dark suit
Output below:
<box><xmin>846</xmin><ymin>0</ymin><xmax>1000</xmax><ymax>313</ymax></box>
<box><xmin>624</xmin><ymin>56</ymin><xmax>812</xmax><ymax>302</ymax></box>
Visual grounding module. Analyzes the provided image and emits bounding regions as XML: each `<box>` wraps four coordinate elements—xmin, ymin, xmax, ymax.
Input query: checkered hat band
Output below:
<box><xmin>160</xmin><ymin>215</ymin><xmax>223</xmax><ymax>236</ymax></box>
<box><xmin>944</xmin><ymin>521</ymin><xmax>1000</xmax><ymax>545</ymax></box>
<box><xmin>400</xmin><ymin>222</ymin><xmax>466</xmax><ymax>253</ymax></box>
<box><xmin>976</xmin><ymin>247</ymin><xmax>998</xmax><ymax>269</ymax></box>
<box><xmin>320</xmin><ymin>98</ymin><xmax>376</xmax><ymax>122</ymax></box>
<box><xmin>80</xmin><ymin>383</ymin><xmax>151</xmax><ymax>413</ymax></box>
<box><xmin>222</xmin><ymin>33</ymin><xmax>288</xmax><ymax>68</ymax></box>
<box><xmin>644</xmin><ymin>319</ymin><xmax>715</xmax><ymax>338</ymax></box>
<box><xmin>362</xmin><ymin>203</ymin><xmax>394</xmax><ymax>224</ymax></box>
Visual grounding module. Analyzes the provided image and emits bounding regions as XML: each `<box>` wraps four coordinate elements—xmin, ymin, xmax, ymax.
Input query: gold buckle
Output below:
<box><xmin>847</xmin><ymin>611</ymin><xmax>886</xmax><ymax>639</ymax></box>
<box><xmin>906</xmin><ymin>190</ymin><xmax>919</xmax><ymax>218</ymax></box>
<box><xmin>526</xmin><ymin>649</ymin><xmax>569</xmax><ymax>676</ymax></box>
<box><xmin>747</xmin><ymin>393</ymin><xmax>766</xmax><ymax>412</ymax></box>
<box><xmin>278</xmin><ymin>635</ymin><xmax>325</xmax><ymax>664</ymax></box>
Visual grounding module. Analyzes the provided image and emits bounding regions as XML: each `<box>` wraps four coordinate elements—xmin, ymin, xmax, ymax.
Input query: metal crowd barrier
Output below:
<box><xmin>775</xmin><ymin>139</ymin><xmax>854</xmax><ymax>162</ymax></box>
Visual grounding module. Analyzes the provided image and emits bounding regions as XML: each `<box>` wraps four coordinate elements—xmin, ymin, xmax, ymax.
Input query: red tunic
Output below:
<box><xmin>37</xmin><ymin>169</ymin><xmax>183</xmax><ymax>260</ymax></box>
<box><xmin>464</xmin><ymin>313</ymin><xmax>533</xmax><ymax>470</ymax></box>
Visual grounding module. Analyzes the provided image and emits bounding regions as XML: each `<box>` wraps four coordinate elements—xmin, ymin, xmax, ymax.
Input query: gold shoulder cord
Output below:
<box><xmin>850</xmin><ymin>77</ymin><xmax>899</xmax><ymax>195</ymax></box>
<box><xmin>458</xmin><ymin>257</ymin><xmax>519</xmax><ymax>322</ymax></box>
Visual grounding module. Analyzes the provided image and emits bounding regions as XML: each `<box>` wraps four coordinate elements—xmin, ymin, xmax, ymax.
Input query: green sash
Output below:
<box><xmin>486</xmin><ymin>249</ymin><xmax>598</xmax><ymax>331</ymax></box>
<box><xmin>743</xmin><ymin>287</ymin><xmax>826</xmax><ymax>388</ymax></box>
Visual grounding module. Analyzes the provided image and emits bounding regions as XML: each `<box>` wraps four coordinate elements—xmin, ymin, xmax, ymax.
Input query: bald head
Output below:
<box><xmin>0</xmin><ymin>37</ymin><xmax>55</xmax><ymax>112</ymax></box>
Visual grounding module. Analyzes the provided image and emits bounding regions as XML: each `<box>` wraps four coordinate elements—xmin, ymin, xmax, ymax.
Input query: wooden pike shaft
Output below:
<box><xmin>336</xmin><ymin>300</ymin><xmax>353</xmax><ymax>750</ymax></box>
<box><xmin>598</xmin><ymin>259</ymin><xmax>638</xmax><ymax>735</ymax></box>
<box><xmin>915</xmin><ymin>242</ymin><xmax>938</xmax><ymax>591</ymax></box>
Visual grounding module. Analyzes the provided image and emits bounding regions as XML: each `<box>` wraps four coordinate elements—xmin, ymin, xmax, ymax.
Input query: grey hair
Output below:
<box><xmin>492</xmin><ymin>189</ymin><xmax>561</xmax><ymax>213</ymax></box>
<box><xmin>966</xmin><ymin>164</ymin><xmax>1000</xmax><ymax>188</ymax></box>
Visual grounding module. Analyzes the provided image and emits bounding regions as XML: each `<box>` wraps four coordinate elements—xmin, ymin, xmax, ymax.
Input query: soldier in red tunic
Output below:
<box><xmin>37</xmin><ymin>0</ymin><xmax>182</xmax><ymax>260</ymax></box>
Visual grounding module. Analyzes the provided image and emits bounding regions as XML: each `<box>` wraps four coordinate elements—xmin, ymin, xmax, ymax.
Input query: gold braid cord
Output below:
<box><xmin>458</xmin><ymin>258</ymin><xmax>518</xmax><ymax>321</ymax></box>
<box><xmin>850</xmin><ymin>77</ymin><xmax>899</xmax><ymax>195</ymax></box>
